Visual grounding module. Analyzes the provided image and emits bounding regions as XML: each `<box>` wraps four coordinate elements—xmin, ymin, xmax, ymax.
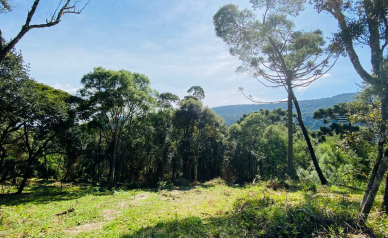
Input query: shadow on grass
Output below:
<box><xmin>0</xmin><ymin>184</ymin><xmax>113</xmax><ymax>206</ymax></box>
<box><xmin>0</xmin><ymin>181</ymin><xmax>217</xmax><ymax>207</ymax></box>
<box><xmin>121</xmin><ymin>217</ymin><xmax>209</xmax><ymax>238</ymax></box>
<box><xmin>156</xmin><ymin>183</ymin><xmax>216</xmax><ymax>192</ymax></box>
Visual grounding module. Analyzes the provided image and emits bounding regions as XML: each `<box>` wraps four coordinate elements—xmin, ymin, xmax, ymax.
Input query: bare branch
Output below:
<box><xmin>0</xmin><ymin>0</ymin><xmax>89</xmax><ymax>64</ymax></box>
<box><xmin>239</xmin><ymin>88</ymin><xmax>288</xmax><ymax>104</ymax></box>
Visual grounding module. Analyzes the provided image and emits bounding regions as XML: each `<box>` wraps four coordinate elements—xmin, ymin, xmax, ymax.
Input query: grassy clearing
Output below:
<box><xmin>0</xmin><ymin>179</ymin><xmax>387</xmax><ymax>237</ymax></box>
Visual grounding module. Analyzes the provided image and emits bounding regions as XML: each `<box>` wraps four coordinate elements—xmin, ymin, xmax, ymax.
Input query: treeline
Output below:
<box><xmin>0</xmin><ymin>50</ymin><xmax>230</xmax><ymax>192</ymax></box>
<box><xmin>1</xmin><ymin>49</ymin><xmax>379</xmax><ymax>196</ymax></box>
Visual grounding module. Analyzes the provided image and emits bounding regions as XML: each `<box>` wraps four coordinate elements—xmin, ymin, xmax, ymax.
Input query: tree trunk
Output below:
<box><xmin>17</xmin><ymin>156</ymin><xmax>34</xmax><ymax>194</ymax></box>
<box><xmin>287</xmin><ymin>83</ymin><xmax>295</xmax><ymax>178</ymax></box>
<box><xmin>194</xmin><ymin>156</ymin><xmax>198</xmax><ymax>182</ymax></box>
<box><xmin>360</xmin><ymin>92</ymin><xmax>388</xmax><ymax>212</ymax></box>
<box><xmin>360</xmin><ymin>148</ymin><xmax>388</xmax><ymax>219</ymax></box>
<box><xmin>383</xmin><ymin>172</ymin><xmax>388</xmax><ymax>214</ymax></box>
<box><xmin>108</xmin><ymin>134</ymin><xmax>118</xmax><ymax>190</ymax></box>
<box><xmin>44</xmin><ymin>153</ymin><xmax>48</xmax><ymax>181</ymax></box>
<box><xmin>0</xmin><ymin>147</ymin><xmax>6</xmax><ymax>174</ymax></box>
<box><xmin>359</xmin><ymin>129</ymin><xmax>386</xmax><ymax>210</ymax></box>
<box><xmin>290</xmin><ymin>89</ymin><xmax>328</xmax><ymax>185</ymax></box>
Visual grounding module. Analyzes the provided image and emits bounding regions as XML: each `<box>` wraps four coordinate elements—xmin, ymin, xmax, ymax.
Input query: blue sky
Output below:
<box><xmin>1</xmin><ymin>0</ymin><xmax>371</xmax><ymax>107</ymax></box>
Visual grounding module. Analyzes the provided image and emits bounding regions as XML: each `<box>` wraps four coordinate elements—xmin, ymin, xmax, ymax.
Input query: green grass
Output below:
<box><xmin>0</xmin><ymin>179</ymin><xmax>387</xmax><ymax>237</ymax></box>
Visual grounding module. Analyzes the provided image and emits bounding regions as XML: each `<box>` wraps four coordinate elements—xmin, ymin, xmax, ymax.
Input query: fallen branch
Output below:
<box><xmin>55</xmin><ymin>207</ymin><xmax>75</xmax><ymax>216</ymax></box>
<box><xmin>343</xmin><ymin>221</ymin><xmax>356</xmax><ymax>231</ymax></box>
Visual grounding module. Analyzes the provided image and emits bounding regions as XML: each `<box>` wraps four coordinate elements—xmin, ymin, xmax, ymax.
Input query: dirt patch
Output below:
<box><xmin>65</xmin><ymin>222</ymin><xmax>105</xmax><ymax>235</ymax></box>
<box><xmin>118</xmin><ymin>199</ymin><xmax>130</xmax><ymax>209</ymax></box>
<box><xmin>101</xmin><ymin>209</ymin><xmax>118</xmax><ymax>221</ymax></box>
<box><xmin>65</xmin><ymin>209</ymin><xmax>118</xmax><ymax>235</ymax></box>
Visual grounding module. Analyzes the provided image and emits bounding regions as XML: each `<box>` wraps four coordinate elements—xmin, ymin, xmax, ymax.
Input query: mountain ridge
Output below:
<box><xmin>212</xmin><ymin>93</ymin><xmax>357</xmax><ymax>129</ymax></box>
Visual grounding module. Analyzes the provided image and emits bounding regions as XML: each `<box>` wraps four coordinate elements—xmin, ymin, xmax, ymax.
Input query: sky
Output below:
<box><xmin>1</xmin><ymin>0</ymin><xmax>372</xmax><ymax>107</ymax></box>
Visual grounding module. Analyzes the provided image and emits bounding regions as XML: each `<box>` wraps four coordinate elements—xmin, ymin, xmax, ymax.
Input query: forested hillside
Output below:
<box><xmin>1</xmin><ymin>0</ymin><xmax>388</xmax><ymax>237</ymax></box>
<box><xmin>213</xmin><ymin>93</ymin><xmax>356</xmax><ymax>129</ymax></box>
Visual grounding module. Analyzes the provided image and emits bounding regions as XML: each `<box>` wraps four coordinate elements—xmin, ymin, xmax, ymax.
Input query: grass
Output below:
<box><xmin>0</xmin><ymin>179</ymin><xmax>387</xmax><ymax>237</ymax></box>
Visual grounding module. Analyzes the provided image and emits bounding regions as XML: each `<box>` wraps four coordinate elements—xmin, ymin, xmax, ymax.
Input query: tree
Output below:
<box><xmin>187</xmin><ymin>86</ymin><xmax>205</xmax><ymax>101</ymax></box>
<box><xmin>157</xmin><ymin>92</ymin><xmax>180</xmax><ymax>110</ymax></box>
<box><xmin>227</xmin><ymin>108</ymin><xmax>288</xmax><ymax>183</ymax></box>
<box><xmin>313</xmin><ymin>102</ymin><xmax>360</xmax><ymax>142</ymax></box>
<box><xmin>172</xmin><ymin>91</ymin><xmax>227</xmax><ymax>183</ymax></box>
<box><xmin>173</xmin><ymin>98</ymin><xmax>203</xmax><ymax>181</ymax></box>
<box><xmin>17</xmin><ymin>83</ymin><xmax>78</xmax><ymax>194</ymax></box>
<box><xmin>0</xmin><ymin>0</ymin><xmax>89</xmax><ymax>65</ymax></box>
<box><xmin>213</xmin><ymin>0</ymin><xmax>338</xmax><ymax>184</ymax></box>
<box><xmin>311</xmin><ymin>0</ymin><xmax>388</xmax><ymax>218</ymax></box>
<box><xmin>0</xmin><ymin>49</ymin><xmax>42</xmax><ymax>184</ymax></box>
<box><xmin>79</xmin><ymin>67</ymin><xmax>155</xmax><ymax>189</ymax></box>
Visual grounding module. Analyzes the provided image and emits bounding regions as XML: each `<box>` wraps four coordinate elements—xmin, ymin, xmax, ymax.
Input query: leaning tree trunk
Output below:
<box><xmin>290</xmin><ymin>89</ymin><xmax>328</xmax><ymax>185</ymax></box>
<box><xmin>286</xmin><ymin>81</ymin><xmax>295</xmax><ymax>178</ymax></box>
<box><xmin>360</xmin><ymin>148</ymin><xmax>388</xmax><ymax>219</ymax></box>
<box><xmin>359</xmin><ymin>92</ymin><xmax>388</xmax><ymax>218</ymax></box>
<box><xmin>17</xmin><ymin>154</ymin><xmax>34</xmax><ymax>194</ymax></box>
<box><xmin>383</xmin><ymin>172</ymin><xmax>388</xmax><ymax>214</ymax></box>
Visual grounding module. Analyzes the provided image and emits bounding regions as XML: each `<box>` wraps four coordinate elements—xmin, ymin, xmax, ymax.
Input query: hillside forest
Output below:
<box><xmin>1</xmin><ymin>0</ymin><xmax>388</xmax><ymax>237</ymax></box>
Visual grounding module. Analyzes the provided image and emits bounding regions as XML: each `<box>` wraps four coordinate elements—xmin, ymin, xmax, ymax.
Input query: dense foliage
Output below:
<box><xmin>0</xmin><ymin>49</ymin><xmax>383</xmax><ymax>198</ymax></box>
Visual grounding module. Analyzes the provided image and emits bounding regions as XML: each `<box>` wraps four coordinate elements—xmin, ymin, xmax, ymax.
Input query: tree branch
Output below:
<box><xmin>0</xmin><ymin>0</ymin><xmax>89</xmax><ymax>64</ymax></box>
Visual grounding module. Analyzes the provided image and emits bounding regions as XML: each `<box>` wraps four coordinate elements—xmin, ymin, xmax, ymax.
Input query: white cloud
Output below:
<box><xmin>297</xmin><ymin>85</ymin><xmax>310</xmax><ymax>94</ymax></box>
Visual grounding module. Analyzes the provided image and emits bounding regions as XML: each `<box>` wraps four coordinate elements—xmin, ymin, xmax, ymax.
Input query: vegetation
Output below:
<box><xmin>1</xmin><ymin>0</ymin><xmax>388</xmax><ymax>236</ymax></box>
<box><xmin>213</xmin><ymin>0</ymin><xmax>339</xmax><ymax>182</ymax></box>
<box><xmin>1</xmin><ymin>179</ymin><xmax>387</xmax><ymax>237</ymax></box>
<box><xmin>310</xmin><ymin>0</ymin><xmax>388</xmax><ymax>218</ymax></box>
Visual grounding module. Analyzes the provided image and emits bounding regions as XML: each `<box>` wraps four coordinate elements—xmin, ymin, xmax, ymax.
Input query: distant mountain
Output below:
<box><xmin>212</xmin><ymin>93</ymin><xmax>356</xmax><ymax>130</ymax></box>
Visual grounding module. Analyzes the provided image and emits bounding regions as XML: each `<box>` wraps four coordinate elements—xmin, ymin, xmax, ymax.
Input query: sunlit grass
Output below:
<box><xmin>0</xmin><ymin>179</ymin><xmax>386</xmax><ymax>237</ymax></box>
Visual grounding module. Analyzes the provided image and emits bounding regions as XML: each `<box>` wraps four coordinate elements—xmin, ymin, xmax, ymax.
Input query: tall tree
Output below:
<box><xmin>157</xmin><ymin>92</ymin><xmax>180</xmax><ymax>110</ymax></box>
<box><xmin>187</xmin><ymin>86</ymin><xmax>205</xmax><ymax>101</ymax></box>
<box><xmin>79</xmin><ymin>67</ymin><xmax>155</xmax><ymax>189</ymax></box>
<box><xmin>0</xmin><ymin>0</ymin><xmax>89</xmax><ymax>65</ymax></box>
<box><xmin>17</xmin><ymin>83</ymin><xmax>78</xmax><ymax>194</ymax></box>
<box><xmin>173</xmin><ymin>98</ymin><xmax>203</xmax><ymax>181</ymax></box>
<box><xmin>0</xmin><ymin>49</ymin><xmax>36</xmax><ymax>182</ymax></box>
<box><xmin>227</xmin><ymin>109</ymin><xmax>288</xmax><ymax>183</ymax></box>
<box><xmin>311</xmin><ymin>0</ymin><xmax>388</xmax><ymax>218</ymax></box>
<box><xmin>213</xmin><ymin>0</ymin><xmax>338</xmax><ymax>184</ymax></box>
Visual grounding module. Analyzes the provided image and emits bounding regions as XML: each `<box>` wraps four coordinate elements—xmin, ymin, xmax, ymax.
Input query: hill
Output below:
<box><xmin>212</xmin><ymin>93</ymin><xmax>356</xmax><ymax>130</ymax></box>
